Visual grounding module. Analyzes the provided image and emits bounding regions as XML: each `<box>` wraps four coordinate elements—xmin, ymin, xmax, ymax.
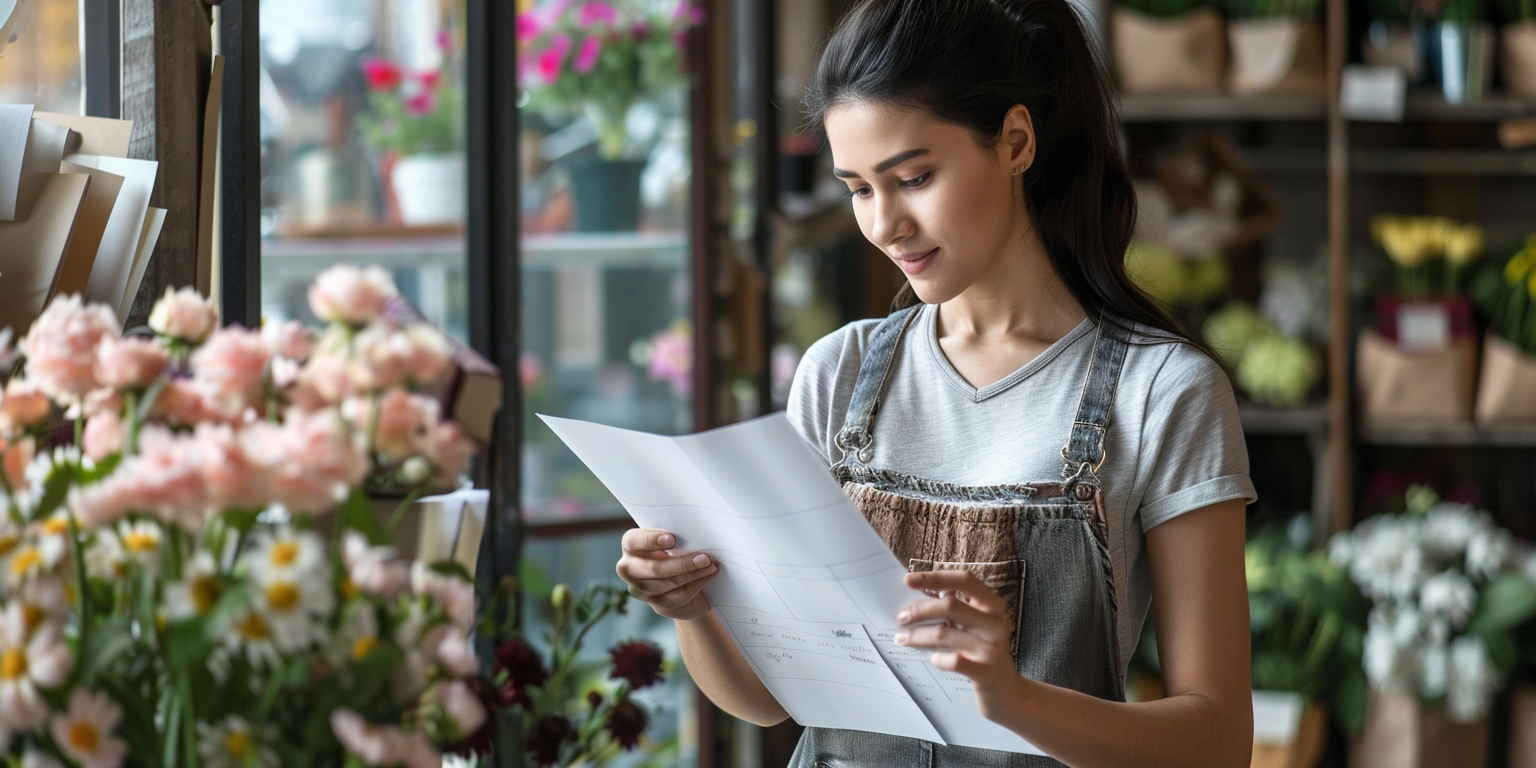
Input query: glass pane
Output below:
<box><xmin>257</xmin><ymin>0</ymin><xmax>469</xmax><ymax>343</ymax></box>
<box><xmin>521</xmin><ymin>531</ymin><xmax>699</xmax><ymax>767</ymax></box>
<box><xmin>0</xmin><ymin>0</ymin><xmax>82</xmax><ymax>114</ymax></box>
<box><xmin>518</xmin><ymin>0</ymin><xmax>698</xmax><ymax>525</ymax></box>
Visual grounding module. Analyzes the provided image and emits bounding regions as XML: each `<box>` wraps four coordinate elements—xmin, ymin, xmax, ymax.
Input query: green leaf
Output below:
<box><xmin>338</xmin><ymin>488</ymin><xmax>388</xmax><ymax>546</ymax></box>
<box><xmin>1330</xmin><ymin>663</ymin><xmax>1369</xmax><ymax>736</ymax></box>
<box><xmin>428</xmin><ymin>560</ymin><xmax>475</xmax><ymax>583</ymax></box>
<box><xmin>33</xmin><ymin>460</ymin><xmax>73</xmax><ymax>519</ymax></box>
<box><xmin>1468</xmin><ymin>575</ymin><xmax>1536</xmax><ymax>636</ymax></box>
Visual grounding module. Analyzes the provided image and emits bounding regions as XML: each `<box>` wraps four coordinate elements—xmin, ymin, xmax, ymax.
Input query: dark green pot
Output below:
<box><xmin>569</xmin><ymin>156</ymin><xmax>647</xmax><ymax>232</ymax></box>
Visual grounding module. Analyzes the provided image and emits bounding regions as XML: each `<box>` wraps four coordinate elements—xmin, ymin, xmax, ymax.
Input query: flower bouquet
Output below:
<box><xmin>0</xmin><ymin>265</ymin><xmax>507</xmax><ymax>767</ymax></box>
<box><xmin>356</xmin><ymin>32</ymin><xmax>467</xmax><ymax>226</ymax></box>
<box><xmin>1328</xmin><ymin>487</ymin><xmax>1536</xmax><ymax>768</ymax></box>
<box><xmin>1203</xmin><ymin>302</ymin><xmax>1321</xmax><ymax>408</ymax></box>
<box><xmin>1358</xmin><ymin>215</ymin><xmax>1485</xmax><ymax>423</ymax></box>
<box><xmin>1469</xmin><ymin>236</ymin><xmax>1536</xmax><ymax>421</ymax></box>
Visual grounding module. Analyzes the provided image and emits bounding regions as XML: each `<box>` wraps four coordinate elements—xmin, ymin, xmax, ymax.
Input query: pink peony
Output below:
<box><xmin>149</xmin><ymin>379</ymin><xmax>217</xmax><ymax>427</ymax></box>
<box><xmin>412</xmin><ymin>562</ymin><xmax>475</xmax><ymax>628</ymax></box>
<box><xmin>428</xmin><ymin>421</ymin><xmax>474</xmax><ymax>488</ymax></box>
<box><xmin>398</xmin><ymin>730</ymin><xmax>442</xmax><ymax>768</ymax></box>
<box><xmin>348</xmin><ymin>389</ymin><xmax>438</xmax><ymax>460</ymax></box>
<box><xmin>0</xmin><ymin>380</ymin><xmax>51</xmax><ymax>435</ymax></box>
<box><xmin>436</xmin><ymin>632</ymin><xmax>478</xmax><ymax>678</ymax></box>
<box><xmin>342</xmin><ymin>531</ymin><xmax>409</xmax><ymax>599</ymax></box>
<box><xmin>262</xmin><ymin>320</ymin><xmax>314</xmax><ymax>361</ymax></box>
<box><xmin>574</xmin><ymin>36</ymin><xmax>602</xmax><ymax>73</ymax></box>
<box><xmin>271</xmin><ymin>409</ymin><xmax>368</xmax><ymax>515</ymax></box>
<box><xmin>20</xmin><ymin>295</ymin><xmax>120</xmax><ymax>403</ymax></box>
<box><xmin>289</xmin><ymin>351</ymin><xmax>354</xmax><ymax>411</ymax></box>
<box><xmin>191</xmin><ymin>327</ymin><xmax>270</xmax><ymax>420</ymax></box>
<box><xmin>350</xmin><ymin>323</ymin><xmax>452</xmax><ymax>393</ymax></box>
<box><xmin>578</xmin><ymin>1</ymin><xmax>618</xmax><ymax>26</ymax></box>
<box><xmin>124</xmin><ymin>427</ymin><xmax>208</xmax><ymax>529</ymax></box>
<box><xmin>195</xmin><ymin>422</ymin><xmax>279</xmax><ymax>512</ymax></box>
<box><xmin>2</xmin><ymin>436</ymin><xmax>33</xmax><ymax>490</ymax></box>
<box><xmin>308</xmin><ymin>266</ymin><xmax>398</xmax><ymax>326</ymax></box>
<box><xmin>81</xmin><ymin>412</ymin><xmax>124</xmax><ymax>461</ymax></box>
<box><xmin>148</xmin><ymin>287</ymin><xmax>218</xmax><ymax>344</ymax></box>
<box><xmin>94</xmin><ymin>336</ymin><xmax>171</xmax><ymax>391</ymax></box>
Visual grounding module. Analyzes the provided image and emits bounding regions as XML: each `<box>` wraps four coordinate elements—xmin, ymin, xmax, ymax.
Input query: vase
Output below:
<box><xmin>1502</xmin><ymin>21</ymin><xmax>1536</xmax><ymax>97</ymax></box>
<box><xmin>391</xmin><ymin>152</ymin><xmax>467</xmax><ymax>226</ymax></box>
<box><xmin>1350</xmin><ymin>690</ymin><xmax>1489</xmax><ymax>768</ymax></box>
<box><xmin>1251</xmin><ymin>692</ymin><xmax>1328</xmax><ymax>768</ymax></box>
<box><xmin>1475</xmin><ymin>332</ymin><xmax>1536</xmax><ymax>423</ymax></box>
<box><xmin>1435</xmin><ymin>22</ymin><xmax>1495</xmax><ymax>103</ymax></box>
<box><xmin>568</xmin><ymin>155</ymin><xmax>647</xmax><ymax>232</ymax></box>
<box><xmin>1356</xmin><ymin>328</ymin><xmax>1478</xmax><ymax>424</ymax></box>
<box><xmin>1111</xmin><ymin>6</ymin><xmax>1227</xmax><ymax>94</ymax></box>
<box><xmin>1227</xmin><ymin>19</ymin><xmax>1327</xmax><ymax>95</ymax></box>
<box><xmin>1363</xmin><ymin>21</ymin><xmax>1433</xmax><ymax>84</ymax></box>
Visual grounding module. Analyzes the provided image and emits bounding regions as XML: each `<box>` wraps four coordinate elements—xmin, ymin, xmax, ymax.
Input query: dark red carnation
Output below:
<box><xmin>608</xmin><ymin>640</ymin><xmax>664</xmax><ymax>690</ymax></box>
<box><xmin>605</xmin><ymin>697</ymin><xmax>647</xmax><ymax>751</ymax></box>
<box><xmin>525</xmin><ymin>714</ymin><xmax>573</xmax><ymax>767</ymax></box>
<box><xmin>587</xmin><ymin>690</ymin><xmax>604</xmax><ymax>709</ymax></box>
<box><xmin>447</xmin><ymin>677</ymin><xmax>499</xmax><ymax>757</ymax></box>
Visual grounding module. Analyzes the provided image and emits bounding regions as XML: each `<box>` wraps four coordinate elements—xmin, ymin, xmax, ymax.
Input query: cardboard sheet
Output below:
<box><xmin>34</xmin><ymin>113</ymin><xmax>133</xmax><ymax>159</ymax></box>
<box><xmin>56</xmin><ymin>160</ymin><xmax>124</xmax><ymax>296</ymax></box>
<box><xmin>0</xmin><ymin>173</ymin><xmax>90</xmax><ymax>334</ymax></box>
<box><xmin>119</xmin><ymin>207</ymin><xmax>166</xmax><ymax>322</ymax></box>
<box><xmin>65</xmin><ymin>154</ymin><xmax>157</xmax><ymax>309</ymax></box>
<box><xmin>0</xmin><ymin>104</ymin><xmax>32</xmax><ymax>221</ymax></box>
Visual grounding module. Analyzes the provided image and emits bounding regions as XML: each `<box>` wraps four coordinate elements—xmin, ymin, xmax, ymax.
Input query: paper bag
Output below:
<box><xmin>1350</xmin><ymin>690</ymin><xmax>1488</xmax><ymax>768</ymax></box>
<box><xmin>1357</xmin><ymin>329</ymin><xmax>1476</xmax><ymax>423</ymax></box>
<box><xmin>1508</xmin><ymin>685</ymin><xmax>1536</xmax><ymax>767</ymax></box>
<box><xmin>1474</xmin><ymin>332</ymin><xmax>1536</xmax><ymax>423</ymax></box>
<box><xmin>1112</xmin><ymin>7</ymin><xmax>1227</xmax><ymax>95</ymax></box>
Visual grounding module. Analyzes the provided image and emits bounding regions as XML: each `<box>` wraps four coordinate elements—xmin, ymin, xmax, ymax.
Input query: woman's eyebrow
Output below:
<box><xmin>832</xmin><ymin>148</ymin><xmax>931</xmax><ymax>178</ymax></box>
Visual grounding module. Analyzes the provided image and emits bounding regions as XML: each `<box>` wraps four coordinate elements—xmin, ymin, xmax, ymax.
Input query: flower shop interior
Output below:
<box><xmin>2</xmin><ymin>0</ymin><xmax>1536</xmax><ymax>765</ymax></box>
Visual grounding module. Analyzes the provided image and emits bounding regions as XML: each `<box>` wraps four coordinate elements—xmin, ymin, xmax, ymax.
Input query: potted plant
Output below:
<box><xmin>1357</xmin><ymin>215</ymin><xmax>1484</xmax><ymax>423</ymax></box>
<box><xmin>1435</xmin><ymin>0</ymin><xmax>1496</xmax><ymax>102</ymax></box>
<box><xmin>1111</xmin><ymin>0</ymin><xmax>1228</xmax><ymax>94</ymax></box>
<box><xmin>1247</xmin><ymin>518</ymin><xmax>1369</xmax><ymax>768</ymax></box>
<box><xmin>1365</xmin><ymin>0</ymin><xmax>1494</xmax><ymax>100</ymax></box>
<box><xmin>1499</xmin><ymin>0</ymin><xmax>1536</xmax><ymax>95</ymax></box>
<box><xmin>1218</xmin><ymin>0</ymin><xmax>1326</xmax><ymax>94</ymax></box>
<box><xmin>1469</xmin><ymin>236</ymin><xmax>1536</xmax><ymax>422</ymax></box>
<box><xmin>519</xmin><ymin>0</ymin><xmax>700</xmax><ymax>232</ymax></box>
<box><xmin>1203</xmin><ymin>302</ymin><xmax>1323</xmax><ymax>408</ymax></box>
<box><xmin>1328</xmin><ymin>487</ymin><xmax>1536</xmax><ymax>768</ymax></box>
<box><xmin>357</xmin><ymin>33</ymin><xmax>467</xmax><ymax>227</ymax></box>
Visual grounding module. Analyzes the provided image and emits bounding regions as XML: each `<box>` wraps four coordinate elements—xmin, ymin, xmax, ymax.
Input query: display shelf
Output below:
<box><xmin>1352</xmin><ymin>149</ymin><xmax>1536</xmax><ymax>176</ymax></box>
<box><xmin>262</xmin><ymin>230</ymin><xmax>688</xmax><ymax>271</ymax></box>
<box><xmin>1398</xmin><ymin>92</ymin><xmax>1536</xmax><ymax>122</ymax></box>
<box><xmin>1357</xmin><ymin>421</ymin><xmax>1536</xmax><ymax>447</ymax></box>
<box><xmin>1118</xmin><ymin>94</ymin><xmax>1328</xmax><ymax>122</ymax></box>
<box><xmin>1239</xmin><ymin>401</ymin><xmax>1331</xmax><ymax>435</ymax></box>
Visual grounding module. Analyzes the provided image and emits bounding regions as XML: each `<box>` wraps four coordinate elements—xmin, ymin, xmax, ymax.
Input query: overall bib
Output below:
<box><xmin>788</xmin><ymin>306</ymin><xmax>1130</xmax><ymax>768</ymax></box>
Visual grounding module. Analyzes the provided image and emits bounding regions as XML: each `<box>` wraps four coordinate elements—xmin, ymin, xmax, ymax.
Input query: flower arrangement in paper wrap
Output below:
<box><xmin>1247</xmin><ymin>517</ymin><xmax>1370</xmax><ymax>734</ymax></box>
<box><xmin>1372</xmin><ymin>215</ymin><xmax>1485</xmax><ymax>297</ymax></box>
<box><xmin>517</xmin><ymin>0</ymin><xmax>702</xmax><ymax>159</ymax></box>
<box><xmin>495</xmin><ymin>581</ymin><xmax>666</xmax><ymax>767</ymax></box>
<box><xmin>356</xmin><ymin>31</ymin><xmax>465</xmax><ymax>158</ymax></box>
<box><xmin>1470</xmin><ymin>235</ymin><xmax>1536</xmax><ymax>355</ymax></box>
<box><xmin>0</xmin><ymin>265</ymin><xmax>502</xmax><ymax>767</ymax></box>
<box><xmin>1326</xmin><ymin>486</ymin><xmax>1536</xmax><ymax>723</ymax></box>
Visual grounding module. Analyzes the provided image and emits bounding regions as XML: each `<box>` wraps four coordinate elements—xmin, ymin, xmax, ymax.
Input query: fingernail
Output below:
<box><xmin>693</xmin><ymin>554</ymin><xmax>711</xmax><ymax>567</ymax></box>
<box><xmin>896</xmin><ymin>611</ymin><xmax>910</xmax><ymax>624</ymax></box>
<box><xmin>659</xmin><ymin>534</ymin><xmax>675</xmax><ymax>546</ymax></box>
<box><xmin>894</xmin><ymin>631</ymin><xmax>909</xmax><ymax>644</ymax></box>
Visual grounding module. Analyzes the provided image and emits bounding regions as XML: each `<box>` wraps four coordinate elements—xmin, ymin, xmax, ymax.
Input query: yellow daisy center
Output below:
<box><xmin>190</xmin><ymin>575</ymin><xmax>222</xmax><ymax>615</ymax></box>
<box><xmin>0</xmin><ymin>533</ymin><xmax>19</xmax><ymax>557</ymax></box>
<box><xmin>20</xmin><ymin>603</ymin><xmax>45</xmax><ymax>635</ymax></box>
<box><xmin>42</xmin><ymin>517</ymin><xmax>68</xmax><ymax>536</ymax></box>
<box><xmin>236</xmin><ymin>612</ymin><xmax>270</xmax><ymax>640</ymax></box>
<box><xmin>66</xmin><ymin>721</ymin><xmax>100</xmax><ymax>753</ymax></box>
<box><xmin>351</xmin><ymin>636</ymin><xmax>377</xmax><ymax>660</ymax></box>
<box><xmin>225</xmin><ymin>730</ymin><xmax>251</xmax><ymax>758</ymax></box>
<box><xmin>340</xmin><ymin>578</ymin><xmax>358</xmax><ymax>601</ymax></box>
<box><xmin>9</xmin><ymin>547</ymin><xmax>41</xmax><ymax>576</ymax></box>
<box><xmin>122</xmin><ymin>529</ymin><xmax>160</xmax><ymax>554</ymax></box>
<box><xmin>1</xmin><ymin>648</ymin><xmax>27</xmax><ymax>681</ymax></box>
<box><xmin>264</xmin><ymin>582</ymin><xmax>300</xmax><ymax>613</ymax></box>
<box><xmin>269</xmin><ymin>541</ymin><xmax>300</xmax><ymax>568</ymax></box>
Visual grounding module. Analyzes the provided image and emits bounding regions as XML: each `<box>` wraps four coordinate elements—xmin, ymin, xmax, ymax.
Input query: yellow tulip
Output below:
<box><xmin>1508</xmin><ymin>249</ymin><xmax>1534</xmax><ymax>286</ymax></box>
<box><xmin>1529</xmin><ymin>270</ymin><xmax>1536</xmax><ymax>301</ymax></box>
<box><xmin>1378</xmin><ymin>219</ymin><xmax>1437</xmax><ymax>268</ymax></box>
<box><xmin>1442</xmin><ymin>224</ymin><xmax>1484</xmax><ymax>265</ymax></box>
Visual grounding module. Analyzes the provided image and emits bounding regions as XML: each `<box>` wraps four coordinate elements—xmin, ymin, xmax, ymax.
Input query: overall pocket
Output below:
<box><xmin>907</xmin><ymin>558</ymin><xmax>1027</xmax><ymax>661</ymax></box>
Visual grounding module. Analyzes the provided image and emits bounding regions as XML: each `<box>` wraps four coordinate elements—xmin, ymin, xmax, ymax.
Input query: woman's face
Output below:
<box><xmin>825</xmin><ymin>100</ymin><xmax>1034</xmax><ymax>305</ymax></box>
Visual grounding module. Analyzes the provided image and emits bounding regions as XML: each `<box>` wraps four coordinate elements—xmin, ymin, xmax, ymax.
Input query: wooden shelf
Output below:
<box><xmin>1398</xmin><ymin>93</ymin><xmax>1536</xmax><ymax>122</ymax></box>
<box><xmin>1357</xmin><ymin>421</ymin><xmax>1536</xmax><ymax>447</ymax></box>
<box><xmin>1242</xmin><ymin>147</ymin><xmax>1536</xmax><ymax>176</ymax></box>
<box><xmin>1119</xmin><ymin>94</ymin><xmax>1327</xmax><ymax>122</ymax></box>
<box><xmin>1240</xmin><ymin>401</ymin><xmax>1331</xmax><ymax>435</ymax></box>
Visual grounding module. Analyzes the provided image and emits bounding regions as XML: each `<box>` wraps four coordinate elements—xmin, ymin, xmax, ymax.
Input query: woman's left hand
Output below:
<box><xmin>894</xmin><ymin>569</ymin><xmax>1024</xmax><ymax>722</ymax></box>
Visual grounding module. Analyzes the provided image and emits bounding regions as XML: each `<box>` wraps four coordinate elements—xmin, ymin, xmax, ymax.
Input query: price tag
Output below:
<box><xmin>1342</xmin><ymin>65</ymin><xmax>1406</xmax><ymax>122</ymax></box>
<box><xmin>1399</xmin><ymin>303</ymin><xmax>1451</xmax><ymax>351</ymax></box>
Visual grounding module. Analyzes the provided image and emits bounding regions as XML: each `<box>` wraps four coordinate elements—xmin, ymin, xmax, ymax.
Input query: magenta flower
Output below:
<box><xmin>673</xmin><ymin>0</ymin><xmax>704</xmax><ymax>25</ymax></box>
<box><xmin>405</xmin><ymin>91</ymin><xmax>438</xmax><ymax>116</ymax></box>
<box><xmin>573</xmin><ymin>36</ymin><xmax>603</xmax><ymax>73</ymax></box>
<box><xmin>578</xmin><ymin>1</ymin><xmax>618</xmax><ymax>27</ymax></box>
<box><xmin>536</xmin><ymin>34</ymin><xmax>572</xmax><ymax>85</ymax></box>
<box><xmin>517</xmin><ymin>13</ymin><xmax>543</xmax><ymax>43</ymax></box>
<box><xmin>361</xmin><ymin>57</ymin><xmax>403</xmax><ymax>91</ymax></box>
<box><xmin>436</xmin><ymin>29</ymin><xmax>453</xmax><ymax>52</ymax></box>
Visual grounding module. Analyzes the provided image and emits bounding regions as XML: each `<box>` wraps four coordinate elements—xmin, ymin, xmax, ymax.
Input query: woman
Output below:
<box><xmin>616</xmin><ymin>0</ymin><xmax>1255</xmax><ymax>765</ymax></box>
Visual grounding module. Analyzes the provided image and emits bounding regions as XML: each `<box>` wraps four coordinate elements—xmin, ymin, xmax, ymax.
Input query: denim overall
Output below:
<box><xmin>788</xmin><ymin>306</ymin><xmax>1129</xmax><ymax>768</ymax></box>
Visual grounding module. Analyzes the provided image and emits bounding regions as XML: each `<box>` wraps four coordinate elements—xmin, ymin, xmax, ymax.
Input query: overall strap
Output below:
<box><xmin>1060</xmin><ymin>317</ymin><xmax>1131</xmax><ymax>484</ymax></box>
<box><xmin>833</xmin><ymin>305</ymin><xmax>921</xmax><ymax>467</ymax></box>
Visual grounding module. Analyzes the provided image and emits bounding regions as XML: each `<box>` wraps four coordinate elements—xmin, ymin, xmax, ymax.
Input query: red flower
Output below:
<box><xmin>419</xmin><ymin>70</ymin><xmax>441</xmax><ymax>90</ymax></box>
<box><xmin>495</xmin><ymin>637</ymin><xmax>549</xmax><ymax>709</ymax></box>
<box><xmin>404</xmin><ymin>91</ymin><xmax>437</xmax><ymax>116</ymax></box>
<box><xmin>361</xmin><ymin>57</ymin><xmax>403</xmax><ymax>91</ymax></box>
<box><xmin>524</xmin><ymin>714</ymin><xmax>574</xmax><ymax>767</ymax></box>
<box><xmin>608</xmin><ymin>640</ymin><xmax>664</xmax><ymax>690</ymax></box>
<box><xmin>605</xmin><ymin>697</ymin><xmax>647</xmax><ymax>751</ymax></box>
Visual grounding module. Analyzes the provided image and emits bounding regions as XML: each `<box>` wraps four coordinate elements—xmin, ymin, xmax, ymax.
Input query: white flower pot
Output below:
<box><xmin>1111</xmin><ymin>7</ymin><xmax>1227</xmax><ymax>95</ymax></box>
<box><xmin>391</xmin><ymin>152</ymin><xmax>466</xmax><ymax>226</ymax></box>
<box><xmin>1227</xmin><ymin>19</ymin><xmax>1326</xmax><ymax>95</ymax></box>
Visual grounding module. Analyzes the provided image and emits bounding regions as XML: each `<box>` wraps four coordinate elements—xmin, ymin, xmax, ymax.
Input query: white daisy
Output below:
<box><xmin>326</xmin><ymin>601</ymin><xmax>381</xmax><ymax>668</ymax></box>
<box><xmin>196</xmin><ymin>715</ymin><xmax>278</xmax><ymax>768</ymax></box>
<box><xmin>49</xmin><ymin>688</ymin><xmax>127</xmax><ymax>768</ymax></box>
<box><xmin>84</xmin><ymin>530</ymin><xmax>128</xmax><ymax>581</ymax></box>
<box><xmin>254</xmin><ymin>571</ymin><xmax>336</xmax><ymax>653</ymax></box>
<box><xmin>165</xmin><ymin>553</ymin><xmax>225</xmax><ymax>621</ymax></box>
<box><xmin>217</xmin><ymin>606</ymin><xmax>281</xmax><ymax>672</ymax></box>
<box><xmin>0</xmin><ymin>602</ymin><xmax>72</xmax><ymax>730</ymax></box>
<box><xmin>21</xmin><ymin>750</ymin><xmax>65</xmax><ymax>768</ymax></box>
<box><xmin>115</xmin><ymin>520</ymin><xmax>163</xmax><ymax>573</ymax></box>
<box><xmin>243</xmin><ymin>526</ymin><xmax>326</xmax><ymax>586</ymax></box>
<box><xmin>1419</xmin><ymin>571</ymin><xmax>1478</xmax><ymax>628</ymax></box>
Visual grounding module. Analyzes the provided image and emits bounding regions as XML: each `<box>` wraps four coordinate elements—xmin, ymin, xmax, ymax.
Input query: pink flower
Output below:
<box><xmin>412</xmin><ymin>562</ymin><xmax>475</xmax><ymax>628</ymax></box>
<box><xmin>517</xmin><ymin>13</ymin><xmax>543</xmax><ymax>43</ymax></box>
<box><xmin>94</xmin><ymin>336</ymin><xmax>170</xmax><ymax>391</ymax></box>
<box><xmin>350</xmin><ymin>389</ymin><xmax>438</xmax><ymax>460</ymax></box>
<box><xmin>289</xmin><ymin>351</ymin><xmax>354</xmax><ymax>410</ymax></box>
<box><xmin>436</xmin><ymin>632</ymin><xmax>479</xmax><ymax>678</ymax></box>
<box><xmin>191</xmin><ymin>327</ymin><xmax>270</xmax><ymax>420</ymax></box>
<box><xmin>342</xmin><ymin>531</ymin><xmax>409</xmax><ymax>598</ymax></box>
<box><xmin>330</xmin><ymin>709</ymin><xmax>399</xmax><ymax>767</ymax></box>
<box><xmin>309</xmin><ymin>266</ymin><xmax>399</xmax><ymax>326</ymax></box>
<box><xmin>70</xmin><ymin>480</ymin><xmax>131</xmax><ymax>530</ymax></box>
<box><xmin>2</xmin><ymin>436</ymin><xmax>33</xmax><ymax>494</ymax></box>
<box><xmin>271</xmin><ymin>409</ymin><xmax>368</xmax><ymax>515</ymax></box>
<box><xmin>20</xmin><ymin>295</ymin><xmax>120</xmax><ymax>403</ymax></box>
<box><xmin>578</xmin><ymin>1</ymin><xmax>618</xmax><ymax>26</ymax></box>
<box><xmin>673</xmin><ymin>0</ymin><xmax>704</xmax><ymax>25</ymax></box>
<box><xmin>404</xmin><ymin>91</ymin><xmax>437</xmax><ymax>116</ymax></box>
<box><xmin>149</xmin><ymin>379</ymin><xmax>216</xmax><ymax>427</ymax></box>
<box><xmin>82</xmin><ymin>412</ymin><xmax>124</xmax><ymax>461</ymax></box>
<box><xmin>49</xmin><ymin>689</ymin><xmax>127</xmax><ymax>768</ymax></box>
<box><xmin>436</xmin><ymin>30</ymin><xmax>454</xmax><ymax>52</ymax></box>
<box><xmin>0</xmin><ymin>380</ymin><xmax>51</xmax><ymax>435</ymax></box>
<box><xmin>574</xmin><ymin>35</ymin><xmax>603</xmax><ymax>73</ymax></box>
<box><xmin>361</xmin><ymin>57</ymin><xmax>403</xmax><ymax>91</ymax></box>
<box><xmin>350</xmin><ymin>322</ymin><xmax>451</xmax><ymax>392</ymax></box>
<box><xmin>398</xmin><ymin>730</ymin><xmax>442</xmax><ymax>768</ymax></box>
<box><xmin>195</xmin><ymin>422</ymin><xmax>279</xmax><ymax>512</ymax></box>
<box><xmin>125</xmin><ymin>427</ymin><xmax>208</xmax><ymax>529</ymax></box>
<box><xmin>647</xmin><ymin>325</ymin><xmax>692</xmax><ymax>397</ymax></box>
<box><xmin>418</xmin><ymin>70</ymin><xmax>441</xmax><ymax>90</ymax></box>
<box><xmin>435</xmin><ymin>679</ymin><xmax>487</xmax><ymax>734</ymax></box>
<box><xmin>148</xmin><ymin>286</ymin><xmax>218</xmax><ymax>344</ymax></box>
<box><xmin>535</xmin><ymin>34</ymin><xmax>572</xmax><ymax>85</ymax></box>
<box><xmin>262</xmin><ymin>320</ymin><xmax>314</xmax><ymax>361</ymax></box>
<box><xmin>428</xmin><ymin>421</ymin><xmax>473</xmax><ymax>488</ymax></box>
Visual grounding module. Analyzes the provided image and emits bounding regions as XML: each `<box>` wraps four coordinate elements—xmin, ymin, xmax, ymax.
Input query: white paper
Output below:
<box><xmin>1252</xmin><ymin>690</ymin><xmax>1305</xmax><ymax>744</ymax></box>
<box><xmin>0</xmin><ymin>104</ymin><xmax>33</xmax><ymax>221</ymax></box>
<box><xmin>1342</xmin><ymin>65</ymin><xmax>1406</xmax><ymax>122</ymax></box>
<box><xmin>119</xmin><ymin>206</ymin><xmax>166</xmax><ymax>321</ymax></box>
<box><xmin>64</xmin><ymin>154</ymin><xmax>157</xmax><ymax>308</ymax></box>
<box><xmin>1399</xmin><ymin>304</ymin><xmax>1451</xmax><ymax>351</ymax></box>
<box><xmin>539</xmin><ymin>412</ymin><xmax>1046</xmax><ymax>755</ymax></box>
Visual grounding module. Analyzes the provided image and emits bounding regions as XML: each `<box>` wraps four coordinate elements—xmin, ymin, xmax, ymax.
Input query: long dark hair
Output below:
<box><xmin>803</xmin><ymin>0</ymin><xmax>1212</xmax><ymax>356</ymax></box>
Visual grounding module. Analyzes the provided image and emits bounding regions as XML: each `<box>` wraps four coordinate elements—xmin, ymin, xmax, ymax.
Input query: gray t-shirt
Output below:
<box><xmin>785</xmin><ymin>302</ymin><xmax>1258</xmax><ymax>677</ymax></box>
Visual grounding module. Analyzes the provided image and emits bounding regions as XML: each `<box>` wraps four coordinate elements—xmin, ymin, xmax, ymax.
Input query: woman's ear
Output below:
<box><xmin>1001</xmin><ymin>104</ymin><xmax>1037</xmax><ymax>173</ymax></box>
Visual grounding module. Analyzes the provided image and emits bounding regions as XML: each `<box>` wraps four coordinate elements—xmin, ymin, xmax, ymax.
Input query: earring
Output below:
<box><xmin>1010</xmin><ymin>166</ymin><xmax>1024</xmax><ymax>176</ymax></box>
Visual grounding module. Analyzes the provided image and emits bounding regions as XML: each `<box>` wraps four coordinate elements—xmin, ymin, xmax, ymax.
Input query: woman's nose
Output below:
<box><xmin>868</xmin><ymin>193</ymin><xmax>914</xmax><ymax>247</ymax></box>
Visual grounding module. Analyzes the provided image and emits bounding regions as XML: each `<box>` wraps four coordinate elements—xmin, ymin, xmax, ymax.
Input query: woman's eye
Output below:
<box><xmin>844</xmin><ymin>173</ymin><xmax>931</xmax><ymax>198</ymax></box>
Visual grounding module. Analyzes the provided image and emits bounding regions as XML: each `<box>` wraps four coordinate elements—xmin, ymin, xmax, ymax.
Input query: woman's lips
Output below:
<box><xmin>896</xmin><ymin>248</ymin><xmax>938</xmax><ymax>275</ymax></box>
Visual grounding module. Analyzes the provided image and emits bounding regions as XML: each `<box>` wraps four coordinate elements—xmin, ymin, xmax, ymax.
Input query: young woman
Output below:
<box><xmin>615</xmin><ymin>0</ymin><xmax>1256</xmax><ymax>765</ymax></box>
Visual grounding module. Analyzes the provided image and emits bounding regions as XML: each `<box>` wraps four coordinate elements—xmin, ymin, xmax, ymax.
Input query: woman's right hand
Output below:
<box><xmin>617</xmin><ymin>528</ymin><xmax>720</xmax><ymax>621</ymax></box>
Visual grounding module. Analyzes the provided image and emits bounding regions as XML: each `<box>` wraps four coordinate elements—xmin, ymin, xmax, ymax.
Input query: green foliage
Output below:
<box><xmin>1471</xmin><ymin>237</ymin><xmax>1536</xmax><ymax>355</ymax></box>
<box><xmin>1118</xmin><ymin>0</ymin><xmax>1211</xmax><ymax>17</ymax></box>
<box><xmin>356</xmin><ymin>84</ymin><xmax>465</xmax><ymax>158</ymax></box>
<box><xmin>1218</xmin><ymin>0</ymin><xmax>1322</xmax><ymax>20</ymax></box>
